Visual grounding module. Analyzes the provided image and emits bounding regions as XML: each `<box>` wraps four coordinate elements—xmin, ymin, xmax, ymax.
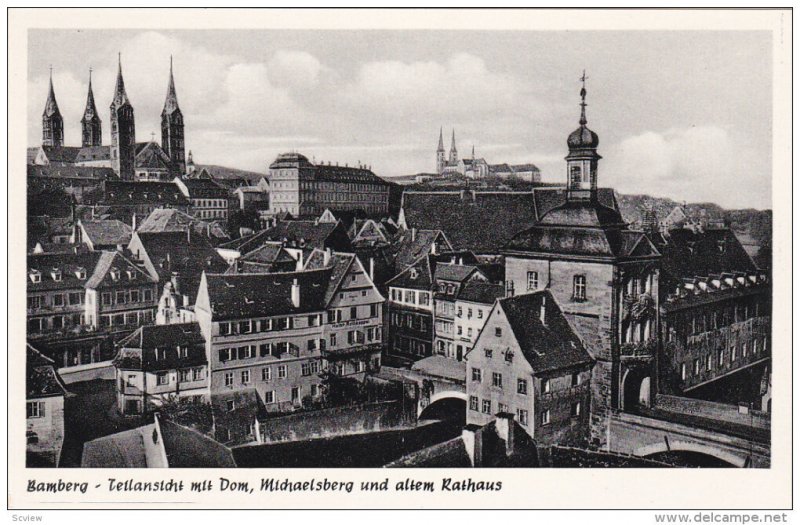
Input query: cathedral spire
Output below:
<box><xmin>81</xmin><ymin>68</ymin><xmax>102</xmax><ymax>147</ymax></box>
<box><xmin>112</xmin><ymin>53</ymin><xmax>130</xmax><ymax>107</ymax></box>
<box><xmin>162</xmin><ymin>55</ymin><xmax>180</xmax><ymax>115</ymax></box>
<box><xmin>42</xmin><ymin>67</ymin><xmax>64</xmax><ymax>147</ymax></box>
<box><xmin>448</xmin><ymin>128</ymin><xmax>458</xmax><ymax>164</ymax></box>
<box><xmin>437</xmin><ymin>127</ymin><xmax>444</xmax><ymax>152</ymax></box>
<box><xmin>82</xmin><ymin>68</ymin><xmax>99</xmax><ymax>121</ymax></box>
<box><xmin>43</xmin><ymin>67</ymin><xmax>61</xmax><ymax>118</ymax></box>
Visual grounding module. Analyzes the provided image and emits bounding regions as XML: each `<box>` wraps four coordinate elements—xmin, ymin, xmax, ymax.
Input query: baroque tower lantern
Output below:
<box><xmin>566</xmin><ymin>71</ymin><xmax>602</xmax><ymax>201</ymax></box>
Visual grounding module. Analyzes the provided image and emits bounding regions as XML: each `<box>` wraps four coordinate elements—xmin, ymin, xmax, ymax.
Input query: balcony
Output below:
<box><xmin>620</xmin><ymin>339</ymin><xmax>656</xmax><ymax>360</ymax></box>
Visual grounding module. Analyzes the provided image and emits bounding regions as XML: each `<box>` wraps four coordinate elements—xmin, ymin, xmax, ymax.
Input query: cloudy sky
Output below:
<box><xmin>28</xmin><ymin>29</ymin><xmax>772</xmax><ymax>209</ymax></box>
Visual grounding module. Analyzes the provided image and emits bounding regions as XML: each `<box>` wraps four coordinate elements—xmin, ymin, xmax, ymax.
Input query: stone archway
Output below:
<box><xmin>621</xmin><ymin>366</ymin><xmax>652</xmax><ymax>412</ymax></box>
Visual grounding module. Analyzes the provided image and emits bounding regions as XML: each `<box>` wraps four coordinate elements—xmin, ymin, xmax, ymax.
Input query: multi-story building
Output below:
<box><xmin>91</xmin><ymin>181</ymin><xmax>192</xmax><ymax>221</ymax></box>
<box><xmin>501</xmin><ymin>82</ymin><xmax>661</xmax><ymax>446</ymax></box>
<box><xmin>27</xmin><ymin>252</ymin><xmax>102</xmax><ymax>338</ymax></box>
<box><xmin>193</xmin><ymin>248</ymin><xmax>385</xmax><ymax>444</ymax></box>
<box><xmin>26</xmin><ymin>344</ymin><xmax>68</xmax><ymax>467</ymax></box>
<box><xmin>432</xmin><ymin>256</ymin><xmax>486</xmax><ymax>362</ymax></box>
<box><xmin>114</xmin><ymin>323</ymin><xmax>208</xmax><ymax>415</ymax></box>
<box><xmin>84</xmin><ymin>250</ymin><xmax>159</xmax><ymax>331</ymax></box>
<box><xmin>465</xmin><ymin>291</ymin><xmax>594</xmax><ymax>446</ymax></box>
<box><xmin>174</xmin><ymin>177</ymin><xmax>231</xmax><ymax>221</ymax></box>
<box><xmin>453</xmin><ymin>281</ymin><xmax>505</xmax><ymax>359</ymax></box>
<box><xmin>651</xmin><ymin>226</ymin><xmax>771</xmax><ymax>405</ymax></box>
<box><xmin>268</xmin><ymin>152</ymin><xmax>391</xmax><ymax>217</ymax></box>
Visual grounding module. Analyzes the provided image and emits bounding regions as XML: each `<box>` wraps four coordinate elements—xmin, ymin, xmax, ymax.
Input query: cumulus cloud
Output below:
<box><xmin>267</xmin><ymin>50</ymin><xmax>324</xmax><ymax>89</ymax></box>
<box><xmin>603</xmin><ymin>126</ymin><xmax>770</xmax><ymax>209</ymax></box>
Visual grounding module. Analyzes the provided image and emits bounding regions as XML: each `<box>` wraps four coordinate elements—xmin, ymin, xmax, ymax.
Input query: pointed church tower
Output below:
<box><xmin>42</xmin><ymin>69</ymin><xmax>64</xmax><ymax>147</ymax></box>
<box><xmin>161</xmin><ymin>56</ymin><xmax>186</xmax><ymax>175</ymax></box>
<box><xmin>436</xmin><ymin>127</ymin><xmax>446</xmax><ymax>174</ymax></box>
<box><xmin>565</xmin><ymin>70</ymin><xmax>601</xmax><ymax>201</ymax></box>
<box><xmin>110</xmin><ymin>54</ymin><xmax>136</xmax><ymax>180</ymax></box>
<box><xmin>448</xmin><ymin>129</ymin><xmax>458</xmax><ymax>165</ymax></box>
<box><xmin>81</xmin><ymin>69</ymin><xmax>102</xmax><ymax>147</ymax></box>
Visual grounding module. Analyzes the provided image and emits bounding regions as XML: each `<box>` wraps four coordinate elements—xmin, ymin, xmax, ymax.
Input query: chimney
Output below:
<box><xmin>461</xmin><ymin>425</ymin><xmax>484</xmax><ymax>467</ymax></box>
<box><xmin>324</xmin><ymin>247</ymin><xmax>331</xmax><ymax>266</ymax></box>
<box><xmin>369</xmin><ymin>257</ymin><xmax>375</xmax><ymax>281</ymax></box>
<box><xmin>539</xmin><ymin>295</ymin><xmax>546</xmax><ymax>325</ymax></box>
<box><xmin>291</xmin><ymin>278</ymin><xmax>301</xmax><ymax>308</ymax></box>
<box><xmin>411</xmin><ymin>228</ymin><xmax>416</xmax><ymax>242</ymax></box>
<box><xmin>430</xmin><ymin>241</ymin><xmax>437</xmax><ymax>255</ymax></box>
<box><xmin>131</xmin><ymin>213</ymin><xmax>137</xmax><ymax>231</ymax></box>
<box><xmin>494</xmin><ymin>412</ymin><xmax>515</xmax><ymax>457</ymax></box>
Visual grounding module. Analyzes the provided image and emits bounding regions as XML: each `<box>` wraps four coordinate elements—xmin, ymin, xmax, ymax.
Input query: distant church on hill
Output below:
<box><xmin>31</xmin><ymin>55</ymin><xmax>186</xmax><ymax>181</ymax></box>
<box><xmin>434</xmin><ymin>127</ymin><xmax>541</xmax><ymax>183</ymax></box>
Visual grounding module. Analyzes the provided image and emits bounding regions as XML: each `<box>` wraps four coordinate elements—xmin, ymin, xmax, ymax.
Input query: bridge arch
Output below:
<box><xmin>418</xmin><ymin>391</ymin><xmax>467</xmax><ymax>422</ymax></box>
<box><xmin>634</xmin><ymin>440</ymin><xmax>745</xmax><ymax>467</ymax></box>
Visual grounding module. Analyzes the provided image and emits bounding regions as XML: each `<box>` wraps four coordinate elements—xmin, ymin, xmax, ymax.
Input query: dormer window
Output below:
<box><xmin>409</xmin><ymin>268</ymin><xmax>418</xmax><ymax>279</ymax></box>
<box><xmin>127</xmin><ymin>269</ymin><xmax>136</xmax><ymax>280</ymax></box>
<box><xmin>75</xmin><ymin>267</ymin><xmax>87</xmax><ymax>280</ymax></box>
<box><xmin>29</xmin><ymin>270</ymin><xmax>41</xmax><ymax>283</ymax></box>
<box><xmin>110</xmin><ymin>267</ymin><xmax>121</xmax><ymax>281</ymax></box>
<box><xmin>51</xmin><ymin>268</ymin><xmax>62</xmax><ymax>282</ymax></box>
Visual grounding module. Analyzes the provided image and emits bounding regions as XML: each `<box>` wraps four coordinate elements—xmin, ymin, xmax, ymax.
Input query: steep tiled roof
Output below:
<box><xmin>134</xmin><ymin>142</ymin><xmax>172</xmax><ymax>170</ymax></box>
<box><xmin>114</xmin><ymin>323</ymin><xmax>207</xmax><ymax>371</ymax></box>
<box><xmin>40</xmin><ymin>146</ymin><xmax>81</xmax><ymax>164</ymax></box>
<box><xmin>401</xmin><ymin>191</ymin><xmax>540</xmax><ymax>253</ymax></box>
<box><xmin>239</xmin><ymin>242</ymin><xmax>296</xmax><ymax>265</ymax></box>
<box><xmin>85</xmin><ymin>251</ymin><xmax>156</xmax><ymax>289</ymax></box>
<box><xmin>219</xmin><ymin>220</ymin><xmax>350</xmax><ymax>254</ymax></box>
<box><xmin>654</xmin><ymin>228</ymin><xmax>757</xmax><ymax>287</ymax></box>
<box><xmin>457</xmin><ymin>281</ymin><xmax>505</xmax><ymax>305</ymax></box>
<box><xmin>386</xmin><ymin>253</ymin><xmax>435</xmax><ymax>290</ymax></box>
<box><xmin>26</xmin><ymin>344</ymin><xmax>68</xmax><ymax>398</ymax></box>
<box><xmin>179</xmin><ymin>178</ymin><xmax>229</xmax><ymax>199</ymax></box>
<box><xmin>137</xmin><ymin>208</ymin><xmax>230</xmax><ymax>244</ymax></box>
<box><xmin>80</xmin><ymin>219</ymin><xmax>132</xmax><ymax>246</ymax></box>
<box><xmin>82</xmin><ymin>424</ymin><xmax>159</xmax><ymax>468</ymax></box>
<box><xmin>27</xmin><ymin>251</ymin><xmax>102</xmax><ymax>292</ymax></box>
<box><xmin>101</xmin><ymin>181</ymin><xmax>190</xmax><ymax>207</ymax></box>
<box><xmin>394</xmin><ymin>229</ymin><xmax>450</xmax><ymax>270</ymax></box>
<box><xmin>159</xmin><ymin>420</ymin><xmax>236</xmax><ymax>468</ymax></box>
<box><xmin>434</xmin><ymin>263</ymin><xmax>479</xmax><ymax>283</ymax></box>
<box><xmin>499</xmin><ymin>291</ymin><xmax>594</xmax><ymax>374</ymax></box>
<box><xmin>75</xmin><ymin>146</ymin><xmax>111</xmax><ymax>163</ymax></box>
<box><xmin>28</xmin><ymin>164</ymin><xmax>115</xmax><ymax>180</ymax></box>
<box><xmin>204</xmin><ymin>268</ymin><xmax>333</xmax><ymax>320</ymax></box>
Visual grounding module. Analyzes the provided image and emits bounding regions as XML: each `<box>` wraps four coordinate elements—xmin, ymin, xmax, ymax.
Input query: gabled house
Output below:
<box><xmin>74</xmin><ymin>219</ymin><xmax>132</xmax><ymax>251</ymax></box>
<box><xmin>26</xmin><ymin>344</ymin><xmax>69</xmax><ymax>467</ymax></box>
<box><xmin>466</xmin><ymin>291</ymin><xmax>594</xmax><ymax>446</ymax></box>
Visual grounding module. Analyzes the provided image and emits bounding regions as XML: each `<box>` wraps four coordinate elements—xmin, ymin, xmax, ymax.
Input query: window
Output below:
<box><xmin>571</xmin><ymin>372</ymin><xmax>581</xmax><ymax>387</ymax></box>
<box><xmin>68</xmin><ymin>292</ymin><xmax>83</xmax><ymax>305</ymax></box>
<box><xmin>291</xmin><ymin>387</ymin><xmax>300</xmax><ymax>402</ymax></box>
<box><xmin>495</xmin><ymin>327</ymin><xmax>502</xmax><ymax>337</ymax></box>
<box><xmin>404</xmin><ymin>290</ymin><xmax>415</xmax><ymax>303</ymax></box>
<box><xmin>706</xmin><ymin>354</ymin><xmax>713</xmax><ymax>371</ymax></box>
<box><xmin>516</xmin><ymin>408</ymin><xmax>528</xmax><ymax>426</ymax></box>
<box><xmin>481</xmin><ymin>399</ymin><xmax>492</xmax><ymax>414</ymax></box>
<box><xmin>259</xmin><ymin>343</ymin><xmax>273</xmax><ymax>357</ymax></box>
<box><xmin>492</xmin><ymin>372</ymin><xmax>503</xmax><ymax>389</ymax></box>
<box><xmin>179</xmin><ymin>369</ymin><xmax>190</xmax><ymax>383</ymax></box>
<box><xmin>527</xmin><ymin>271</ymin><xmax>538</xmax><ymax>291</ymax></box>
<box><xmin>355</xmin><ymin>360</ymin><xmax>365</xmax><ymax>373</ymax></box>
<box><xmin>307</xmin><ymin>339</ymin><xmax>318</xmax><ymax>351</ymax></box>
<box><xmin>301</xmin><ymin>362</ymin><xmax>311</xmax><ymax>376</ymax></box>
<box><xmin>129</xmin><ymin>289</ymin><xmax>140</xmax><ymax>303</ymax></box>
<box><xmin>505</xmin><ymin>351</ymin><xmax>514</xmax><ymax>363</ymax></box>
<box><xmin>693</xmin><ymin>358</ymin><xmax>700</xmax><ymax>375</ymax></box>
<box><xmin>239</xmin><ymin>320</ymin><xmax>251</xmax><ymax>334</ymax></box>
<box><xmin>330</xmin><ymin>333</ymin><xmax>337</xmax><ymax>347</ymax></box>
<box><xmin>731</xmin><ymin>346</ymin><xmax>737</xmax><ymax>362</ymax></box>
<box><xmin>116</xmin><ymin>290</ymin><xmax>127</xmax><ymax>304</ymax></box>
<box><xmin>350</xmin><ymin>306</ymin><xmax>358</xmax><ymax>320</ymax></box>
<box><xmin>157</xmin><ymin>373</ymin><xmax>169</xmax><ymax>386</ymax></box>
<box><xmin>478</xmin><ymin>309</ymin><xmax>483</xmax><ymax>319</ymax></box>
<box><xmin>27</xmin><ymin>401</ymin><xmax>44</xmax><ymax>418</ymax></box>
<box><xmin>224</xmin><ymin>372</ymin><xmax>234</xmax><ymax>387</ymax></box>
<box><xmin>101</xmin><ymin>292</ymin><xmax>112</xmax><ymax>306</ymax></box>
<box><xmin>218</xmin><ymin>348</ymin><xmax>231</xmax><ymax>362</ymax></box>
<box><xmin>419</xmin><ymin>292</ymin><xmax>430</xmax><ymax>306</ymax></box>
<box><xmin>498</xmin><ymin>402</ymin><xmax>508</xmax><ymax>413</ymax></box>
<box><xmin>469</xmin><ymin>396</ymin><xmax>479</xmax><ymax>411</ymax></box>
<box><xmin>278</xmin><ymin>365</ymin><xmax>287</xmax><ymax>379</ymax></box>
<box><xmin>193</xmin><ymin>368</ymin><xmax>203</xmax><ymax>381</ymax></box>
<box><xmin>680</xmin><ymin>363</ymin><xmax>687</xmax><ymax>381</ymax></box>
<box><xmin>262</xmin><ymin>367</ymin><xmax>272</xmax><ymax>381</ymax></box>
<box><xmin>718</xmin><ymin>349</ymin><xmax>724</xmax><ymax>367</ymax></box>
<box><xmin>484</xmin><ymin>349</ymin><xmax>493</xmax><ymax>358</ymax></box>
<box><xmin>370</xmin><ymin>304</ymin><xmax>378</xmax><ymax>317</ymax></box>
<box><xmin>265</xmin><ymin>390</ymin><xmax>276</xmax><ymax>404</ymax></box>
<box><xmin>571</xmin><ymin>402</ymin><xmax>581</xmax><ymax>417</ymax></box>
<box><xmin>241</xmin><ymin>370</ymin><xmax>251</xmax><ymax>384</ymax></box>
<box><xmin>517</xmin><ymin>378</ymin><xmax>528</xmax><ymax>395</ymax></box>
<box><xmin>226</xmin><ymin>400</ymin><xmax>235</xmax><ymax>412</ymax></box>
<box><xmin>143</xmin><ymin>289</ymin><xmax>153</xmax><ymax>302</ymax></box>
<box><xmin>27</xmin><ymin>296</ymin><xmax>43</xmax><ymax>310</ymax></box>
<box><xmin>471</xmin><ymin>368</ymin><xmax>482</xmax><ymax>382</ymax></box>
<box><xmin>541</xmin><ymin>378</ymin><xmax>551</xmax><ymax>394</ymax></box>
<box><xmin>541</xmin><ymin>409</ymin><xmax>551</xmax><ymax>425</ymax></box>
<box><xmin>573</xmin><ymin>275</ymin><xmax>586</xmax><ymax>301</ymax></box>
<box><xmin>219</xmin><ymin>322</ymin><xmax>232</xmax><ymax>336</ymax></box>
